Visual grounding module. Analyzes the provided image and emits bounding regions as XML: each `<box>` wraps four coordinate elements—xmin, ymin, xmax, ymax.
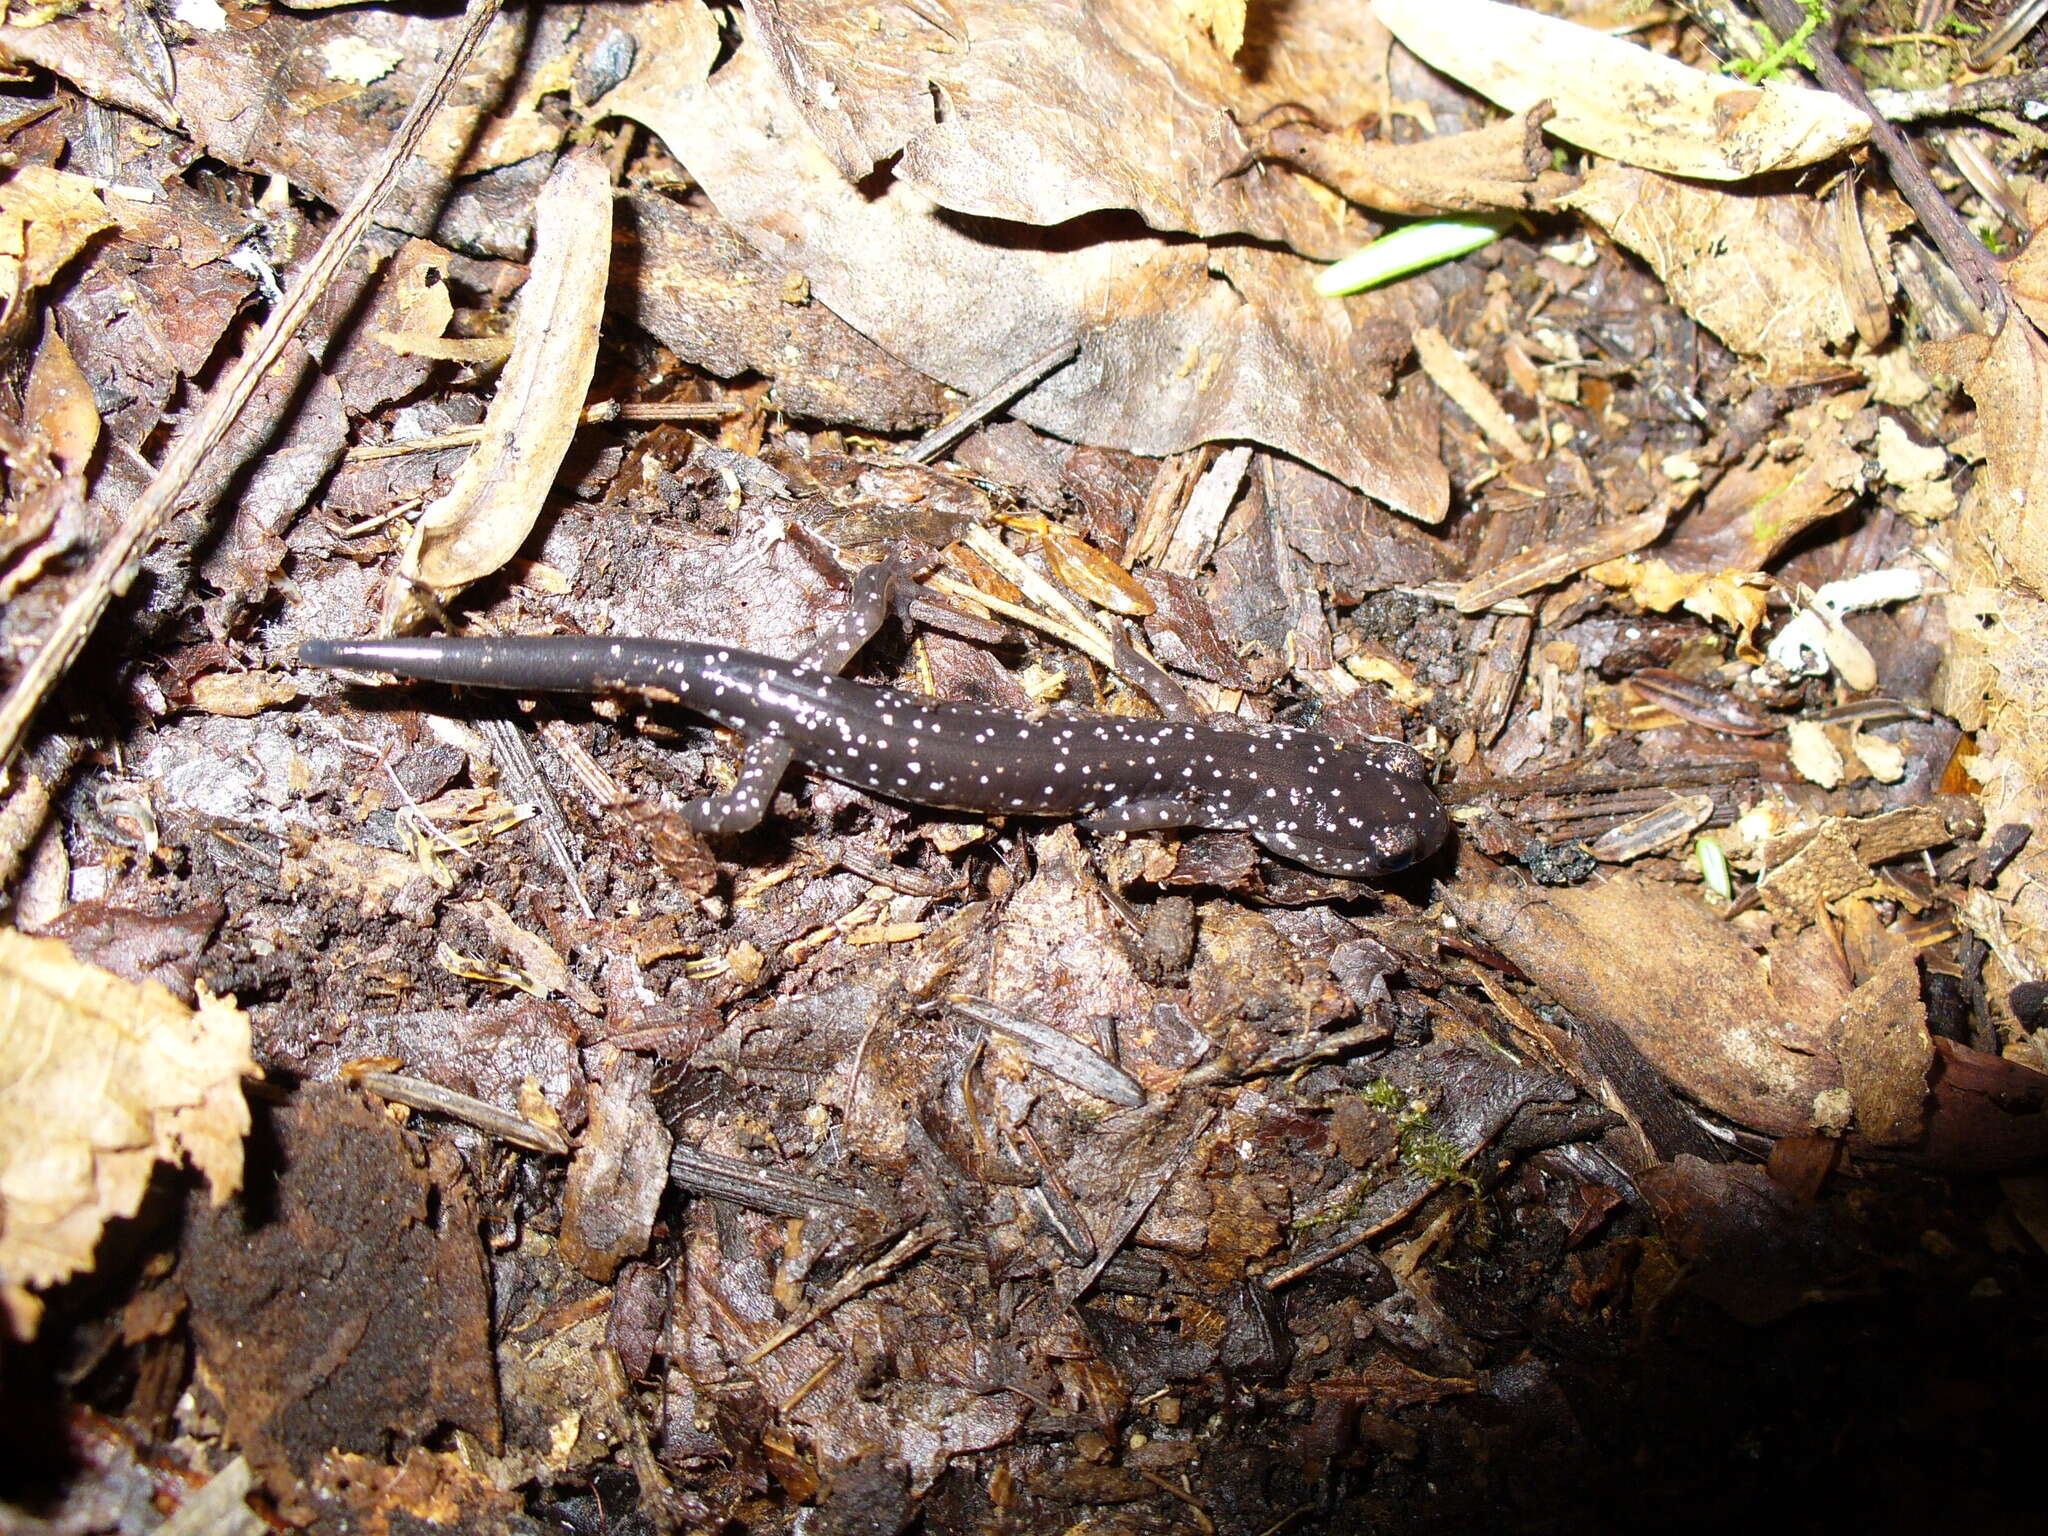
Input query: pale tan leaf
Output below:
<box><xmin>0</xmin><ymin>165</ymin><xmax>114</xmax><ymax>293</ymax></box>
<box><xmin>0</xmin><ymin>929</ymin><xmax>252</xmax><ymax>1335</ymax></box>
<box><xmin>188</xmin><ymin>670</ymin><xmax>301</xmax><ymax>718</ymax></box>
<box><xmin>604</xmin><ymin>14</ymin><xmax>1449</xmax><ymax>521</ymax></box>
<box><xmin>393</xmin><ymin>150</ymin><xmax>611</xmax><ymax>619</ymax></box>
<box><xmin>1375</xmin><ymin>0</ymin><xmax>1867</xmax><ymax>181</ymax></box>
<box><xmin>1786</xmin><ymin>718</ymin><xmax>1846</xmax><ymax>789</ymax></box>
<box><xmin>1563</xmin><ymin>165</ymin><xmax>1865</xmax><ymax>384</ymax></box>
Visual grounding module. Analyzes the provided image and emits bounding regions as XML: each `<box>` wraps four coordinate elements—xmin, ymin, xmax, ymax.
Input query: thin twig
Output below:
<box><xmin>902</xmin><ymin>335</ymin><xmax>1080</xmax><ymax>464</ymax></box>
<box><xmin>351</xmin><ymin>1069</ymin><xmax>571</xmax><ymax>1155</ymax></box>
<box><xmin>0</xmin><ymin>0</ymin><xmax>506</xmax><ymax>777</ymax></box>
<box><xmin>1750</xmin><ymin>0</ymin><xmax>2006</xmax><ymax>322</ymax></box>
<box><xmin>742</xmin><ymin>1219</ymin><xmax>944</xmax><ymax>1366</ymax></box>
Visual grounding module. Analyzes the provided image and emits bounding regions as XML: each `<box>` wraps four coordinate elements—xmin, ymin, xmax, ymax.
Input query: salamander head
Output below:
<box><xmin>1254</xmin><ymin>764</ymin><xmax>1450</xmax><ymax>878</ymax></box>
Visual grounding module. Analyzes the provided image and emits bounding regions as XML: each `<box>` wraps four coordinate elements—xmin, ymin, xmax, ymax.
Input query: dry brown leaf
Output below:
<box><xmin>1376</xmin><ymin>0</ymin><xmax>1867</xmax><ymax>181</ymax></box>
<box><xmin>1258</xmin><ymin>107</ymin><xmax>1575</xmax><ymax>218</ymax></box>
<box><xmin>1448</xmin><ymin>872</ymin><xmax>1844</xmax><ymax>1141</ymax></box>
<box><xmin>1564</xmin><ymin>165</ymin><xmax>1875</xmax><ymax>384</ymax></box>
<box><xmin>0</xmin><ymin>7</ymin><xmax>539</xmax><ymax>247</ymax></box>
<box><xmin>1836</xmin><ymin>949</ymin><xmax>1933</xmax><ymax>1147</ymax></box>
<box><xmin>2007</xmin><ymin>215</ymin><xmax>2048</xmax><ymax>334</ymax></box>
<box><xmin>458</xmin><ymin>898</ymin><xmax>602</xmax><ymax>1015</ymax></box>
<box><xmin>621</xmin><ymin>192</ymin><xmax>954</xmax><ymax>432</ymax></box>
<box><xmin>0</xmin><ymin>928</ymin><xmax>252</xmax><ymax>1335</ymax></box>
<box><xmin>24</xmin><ymin>318</ymin><xmax>99</xmax><ymax>474</ymax></box>
<box><xmin>1931</xmin><ymin>316</ymin><xmax>2048</xmax><ymax>981</ymax></box>
<box><xmin>1665</xmin><ymin>396</ymin><xmax>1869</xmax><ymax>570</ymax></box>
<box><xmin>370</xmin><ymin>236</ymin><xmax>456</xmax><ymax>356</ymax></box>
<box><xmin>739</xmin><ymin>0</ymin><xmax>1385</xmax><ymax>257</ymax></box>
<box><xmin>603</xmin><ymin>10</ymin><xmax>1449</xmax><ymax>521</ymax></box>
<box><xmin>391</xmin><ymin>150</ymin><xmax>610</xmax><ymax>625</ymax></box>
<box><xmin>557</xmin><ymin>1046</ymin><xmax>671</xmax><ymax>1282</ymax></box>
<box><xmin>1019</xmin><ymin>520</ymin><xmax>1155</xmax><ymax>616</ymax></box>
<box><xmin>1448</xmin><ymin>871</ymin><xmax>2048</xmax><ymax>1170</ymax></box>
<box><xmin>280</xmin><ymin>833</ymin><xmax>443</xmax><ymax>917</ymax></box>
<box><xmin>0</xmin><ymin>164</ymin><xmax>113</xmax><ymax>336</ymax></box>
<box><xmin>188</xmin><ymin>670</ymin><xmax>302</xmax><ymax>718</ymax></box>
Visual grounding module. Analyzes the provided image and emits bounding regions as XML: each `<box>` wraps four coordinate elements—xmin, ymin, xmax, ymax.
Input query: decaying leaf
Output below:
<box><xmin>1448</xmin><ymin>870</ymin><xmax>2047</xmax><ymax>1170</ymax></box>
<box><xmin>1258</xmin><ymin>106</ymin><xmax>1576</xmax><ymax>219</ymax></box>
<box><xmin>390</xmin><ymin>149</ymin><xmax>610</xmax><ymax>626</ymax></box>
<box><xmin>738</xmin><ymin>0</ymin><xmax>1385</xmax><ymax>257</ymax></box>
<box><xmin>0</xmin><ymin>928</ymin><xmax>253</xmax><ymax>1334</ymax></box>
<box><xmin>1664</xmin><ymin>395</ymin><xmax>1870</xmax><ymax>571</ymax></box>
<box><xmin>603</xmin><ymin>8</ymin><xmax>1450</xmax><ymax>520</ymax></box>
<box><xmin>188</xmin><ymin>670</ymin><xmax>301</xmax><ymax>718</ymax></box>
<box><xmin>24</xmin><ymin>317</ymin><xmax>98</xmax><ymax>474</ymax></box>
<box><xmin>1836</xmin><ymin>949</ymin><xmax>1933</xmax><ymax>1148</ymax></box>
<box><xmin>1564</xmin><ymin>165</ymin><xmax>1878</xmax><ymax>384</ymax></box>
<box><xmin>0</xmin><ymin>164</ymin><xmax>114</xmax><ymax>339</ymax></box>
<box><xmin>1376</xmin><ymin>0</ymin><xmax>1868</xmax><ymax>181</ymax></box>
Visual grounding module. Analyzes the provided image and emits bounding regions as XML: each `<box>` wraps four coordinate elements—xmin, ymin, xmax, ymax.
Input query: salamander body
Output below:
<box><xmin>301</xmin><ymin>623</ymin><xmax>1447</xmax><ymax>879</ymax></box>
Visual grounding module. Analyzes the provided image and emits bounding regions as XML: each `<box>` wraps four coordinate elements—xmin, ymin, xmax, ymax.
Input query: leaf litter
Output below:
<box><xmin>2</xmin><ymin>1</ymin><xmax>2048</xmax><ymax>1532</ymax></box>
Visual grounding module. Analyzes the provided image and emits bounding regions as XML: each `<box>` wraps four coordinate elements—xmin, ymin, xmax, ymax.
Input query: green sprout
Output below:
<box><xmin>1732</xmin><ymin>0</ymin><xmax>1826</xmax><ymax>82</ymax></box>
<box><xmin>1371</xmin><ymin>1080</ymin><xmax>1479</xmax><ymax>1192</ymax></box>
<box><xmin>1313</xmin><ymin>216</ymin><xmax>1510</xmax><ymax>297</ymax></box>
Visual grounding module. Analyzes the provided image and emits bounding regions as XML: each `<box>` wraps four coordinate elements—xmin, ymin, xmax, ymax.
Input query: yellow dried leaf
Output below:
<box><xmin>188</xmin><ymin>670</ymin><xmax>301</xmax><ymax>718</ymax></box>
<box><xmin>1036</xmin><ymin>526</ymin><xmax>1155</xmax><ymax>616</ymax></box>
<box><xmin>392</xmin><ymin>151</ymin><xmax>611</xmax><ymax>624</ymax></box>
<box><xmin>0</xmin><ymin>930</ymin><xmax>252</xmax><ymax>1335</ymax></box>
<box><xmin>1588</xmin><ymin>558</ymin><xmax>1769</xmax><ymax>652</ymax></box>
<box><xmin>0</xmin><ymin>165</ymin><xmax>114</xmax><ymax>294</ymax></box>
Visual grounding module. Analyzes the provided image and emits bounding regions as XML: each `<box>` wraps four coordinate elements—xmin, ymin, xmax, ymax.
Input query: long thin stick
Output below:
<box><xmin>0</xmin><ymin>0</ymin><xmax>505</xmax><ymax>776</ymax></box>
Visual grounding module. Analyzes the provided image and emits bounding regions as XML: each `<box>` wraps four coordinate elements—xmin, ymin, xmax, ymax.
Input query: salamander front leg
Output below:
<box><xmin>1253</xmin><ymin>824</ymin><xmax>1433</xmax><ymax>878</ymax></box>
<box><xmin>1080</xmin><ymin>797</ymin><xmax>1202</xmax><ymax>835</ymax></box>
<box><xmin>676</xmin><ymin>734</ymin><xmax>795</xmax><ymax>835</ymax></box>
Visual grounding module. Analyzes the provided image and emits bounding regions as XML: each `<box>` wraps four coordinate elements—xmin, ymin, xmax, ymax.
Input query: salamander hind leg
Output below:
<box><xmin>676</xmin><ymin>736</ymin><xmax>795</xmax><ymax>835</ymax></box>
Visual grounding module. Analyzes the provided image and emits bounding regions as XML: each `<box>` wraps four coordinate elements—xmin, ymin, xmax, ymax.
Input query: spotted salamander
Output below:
<box><xmin>299</xmin><ymin>568</ymin><xmax>1448</xmax><ymax>878</ymax></box>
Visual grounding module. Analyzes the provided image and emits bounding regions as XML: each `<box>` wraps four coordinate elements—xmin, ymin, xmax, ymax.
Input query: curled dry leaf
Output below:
<box><xmin>1587</xmin><ymin>558</ymin><xmax>1771</xmax><ymax>655</ymax></box>
<box><xmin>389</xmin><ymin>150</ymin><xmax>610</xmax><ymax>627</ymax></box>
<box><xmin>1564</xmin><ymin>166</ymin><xmax>1883</xmax><ymax>384</ymax></box>
<box><xmin>603</xmin><ymin>10</ymin><xmax>1449</xmax><ymax>520</ymax></box>
<box><xmin>1258</xmin><ymin>106</ymin><xmax>1577</xmax><ymax>219</ymax></box>
<box><xmin>1375</xmin><ymin>0</ymin><xmax>1868</xmax><ymax>181</ymax></box>
<box><xmin>0</xmin><ymin>929</ymin><xmax>253</xmax><ymax>1335</ymax></box>
<box><xmin>0</xmin><ymin>165</ymin><xmax>114</xmax><ymax>340</ymax></box>
<box><xmin>1448</xmin><ymin>871</ymin><xmax>2047</xmax><ymax>1171</ymax></box>
<box><xmin>740</xmin><ymin>0</ymin><xmax>1387</xmax><ymax>257</ymax></box>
